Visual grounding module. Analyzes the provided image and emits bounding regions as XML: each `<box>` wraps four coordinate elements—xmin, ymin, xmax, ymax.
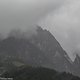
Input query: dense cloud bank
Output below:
<box><xmin>39</xmin><ymin>0</ymin><xmax>80</xmax><ymax>60</ymax></box>
<box><xmin>0</xmin><ymin>0</ymin><xmax>64</xmax><ymax>37</ymax></box>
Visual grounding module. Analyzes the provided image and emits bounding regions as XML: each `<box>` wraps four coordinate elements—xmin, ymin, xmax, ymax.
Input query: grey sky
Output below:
<box><xmin>0</xmin><ymin>0</ymin><xmax>64</xmax><ymax>36</ymax></box>
<box><xmin>39</xmin><ymin>0</ymin><xmax>80</xmax><ymax>60</ymax></box>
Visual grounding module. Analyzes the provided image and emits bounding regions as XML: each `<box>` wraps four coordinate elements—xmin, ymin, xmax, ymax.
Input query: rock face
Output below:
<box><xmin>72</xmin><ymin>54</ymin><xmax>80</xmax><ymax>77</ymax></box>
<box><xmin>0</xmin><ymin>26</ymin><xmax>80</xmax><ymax>77</ymax></box>
<box><xmin>30</xmin><ymin>26</ymin><xmax>73</xmax><ymax>72</ymax></box>
<box><xmin>0</xmin><ymin>37</ymin><xmax>48</xmax><ymax>68</ymax></box>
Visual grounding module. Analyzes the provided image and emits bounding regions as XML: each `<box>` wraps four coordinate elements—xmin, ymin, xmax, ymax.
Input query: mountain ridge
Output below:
<box><xmin>0</xmin><ymin>26</ymin><xmax>80</xmax><ymax>77</ymax></box>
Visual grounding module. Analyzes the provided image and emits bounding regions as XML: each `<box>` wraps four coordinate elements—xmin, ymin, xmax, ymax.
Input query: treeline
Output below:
<box><xmin>1</xmin><ymin>66</ymin><xmax>80</xmax><ymax>80</ymax></box>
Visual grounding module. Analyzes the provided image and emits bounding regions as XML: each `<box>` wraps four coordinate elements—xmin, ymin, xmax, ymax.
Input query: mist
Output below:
<box><xmin>39</xmin><ymin>0</ymin><xmax>80</xmax><ymax>61</ymax></box>
<box><xmin>0</xmin><ymin>0</ymin><xmax>64</xmax><ymax>38</ymax></box>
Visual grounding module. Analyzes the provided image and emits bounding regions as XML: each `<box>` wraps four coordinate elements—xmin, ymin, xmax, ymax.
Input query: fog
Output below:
<box><xmin>0</xmin><ymin>0</ymin><xmax>64</xmax><ymax>38</ymax></box>
<box><xmin>39</xmin><ymin>0</ymin><xmax>80</xmax><ymax>60</ymax></box>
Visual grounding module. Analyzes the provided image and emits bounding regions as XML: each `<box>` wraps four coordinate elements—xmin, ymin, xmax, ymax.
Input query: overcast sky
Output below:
<box><xmin>0</xmin><ymin>0</ymin><xmax>64</xmax><ymax>35</ymax></box>
<box><xmin>39</xmin><ymin>0</ymin><xmax>80</xmax><ymax>60</ymax></box>
<box><xmin>0</xmin><ymin>0</ymin><xmax>80</xmax><ymax>60</ymax></box>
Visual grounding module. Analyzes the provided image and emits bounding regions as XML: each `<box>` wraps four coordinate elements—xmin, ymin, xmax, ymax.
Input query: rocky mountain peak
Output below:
<box><xmin>74</xmin><ymin>54</ymin><xmax>80</xmax><ymax>64</ymax></box>
<box><xmin>0</xmin><ymin>26</ymin><xmax>80</xmax><ymax>77</ymax></box>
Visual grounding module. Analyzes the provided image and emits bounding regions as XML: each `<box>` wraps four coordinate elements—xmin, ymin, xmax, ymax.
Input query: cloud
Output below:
<box><xmin>0</xmin><ymin>0</ymin><xmax>64</xmax><ymax>37</ymax></box>
<box><xmin>39</xmin><ymin>0</ymin><xmax>80</xmax><ymax>60</ymax></box>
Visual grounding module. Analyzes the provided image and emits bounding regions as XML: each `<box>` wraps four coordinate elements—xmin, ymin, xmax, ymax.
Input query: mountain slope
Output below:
<box><xmin>0</xmin><ymin>26</ymin><xmax>72</xmax><ymax>73</ymax></box>
<box><xmin>0</xmin><ymin>26</ymin><xmax>80</xmax><ymax>77</ymax></box>
<box><xmin>30</xmin><ymin>26</ymin><xmax>73</xmax><ymax>72</ymax></box>
<box><xmin>0</xmin><ymin>36</ymin><xmax>48</xmax><ymax>70</ymax></box>
<box><xmin>73</xmin><ymin>54</ymin><xmax>80</xmax><ymax>77</ymax></box>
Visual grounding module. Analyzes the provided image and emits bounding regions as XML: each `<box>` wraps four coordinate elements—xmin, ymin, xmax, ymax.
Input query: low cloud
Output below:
<box><xmin>39</xmin><ymin>0</ymin><xmax>80</xmax><ymax>60</ymax></box>
<box><xmin>0</xmin><ymin>0</ymin><xmax>64</xmax><ymax>37</ymax></box>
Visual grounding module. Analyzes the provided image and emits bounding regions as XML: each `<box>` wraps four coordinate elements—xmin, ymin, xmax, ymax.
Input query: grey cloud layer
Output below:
<box><xmin>39</xmin><ymin>0</ymin><xmax>80</xmax><ymax>60</ymax></box>
<box><xmin>0</xmin><ymin>0</ymin><xmax>64</xmax><ymax>37</ymax></box>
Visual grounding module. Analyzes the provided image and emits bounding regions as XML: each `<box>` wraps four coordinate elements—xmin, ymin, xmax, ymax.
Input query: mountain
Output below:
<box><xmin>30</xmin><ymin>26</ymin><xmax>73</xmax><ymax>72</ymax></box>
<box><xmin>0</xmin><ymin>36</ymin><xmax>49</xmax><ymax>72</ymax></box>
<box><xmin>72</xmin><ymin>54</ymin><xmax>80</xmax><ymax>77</ymax></box>
<box><xmin>74</xmin><ymin>54</ymin><xmax>80</xmax><ymax>65</ymax></box>
<box><xmin>0</xmin><ymin>26</ymin><xmax>80</xmax><ymax>77</ymax></box>
<box><xmin>30</xmin><ymin>26</ymin><xmax>80</xmax><ymax>76</ymax></box>
<box><xmin>2</xmin><ymin>66</ymin><xmax>80</xmax><ymax>80</ymax></box>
